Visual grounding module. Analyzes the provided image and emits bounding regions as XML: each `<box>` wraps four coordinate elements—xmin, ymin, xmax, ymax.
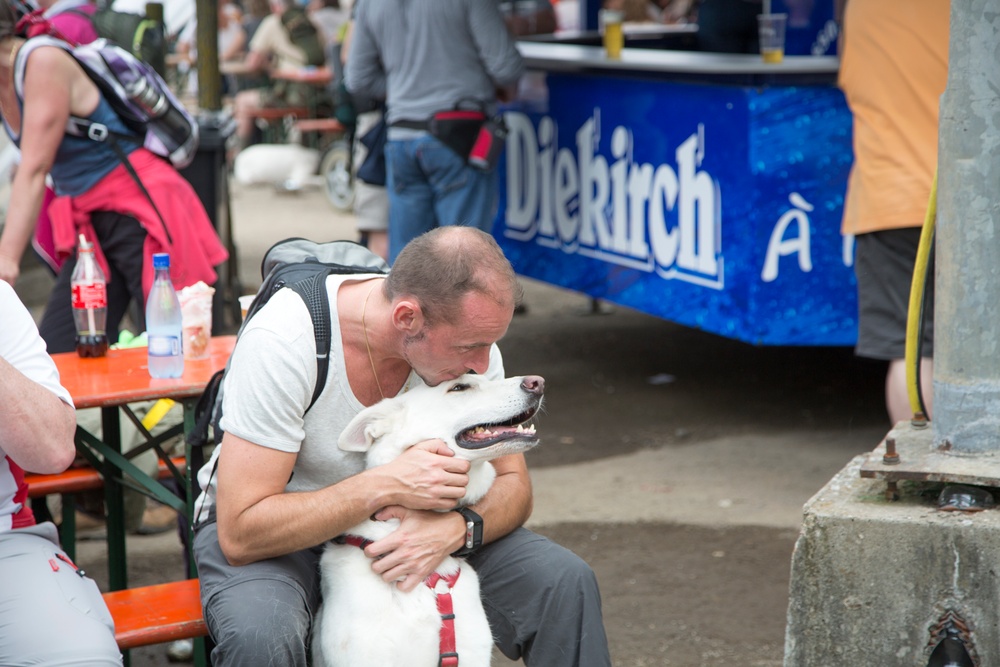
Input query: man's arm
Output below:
<box><xmin>0</xmin><ymin>356</ymin><xmax>76</xmax><ymax>474</ymax></box>
<box><xmin>343</xmin><ymin>4</ymin><xmax>387</xmax><ymax>99</ymax></box>
<box><xmin>215</xmin><ymin>432</ymin><xmax>472</xmax><ymax>566</ymax></box>
<box><xmin>0</xmin><ymin>282</ymin><xmax>76</xmax><ymax>474</ymax></box>
<box><xmin>468</xmin><ymin>0</ymin><xmax>525</xmax><ymax>89</ymax></box>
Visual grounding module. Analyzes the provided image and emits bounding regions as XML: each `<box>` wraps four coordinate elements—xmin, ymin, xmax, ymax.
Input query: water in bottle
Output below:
<box><xmin>146</xmin><ymin>253</ymin><xmax>184</xmax><ymax>378</ymax></box>
<box><xmin>71</xmin><ymin>234</ymin><xmax>108</xmax><ymax>358</ymax></box>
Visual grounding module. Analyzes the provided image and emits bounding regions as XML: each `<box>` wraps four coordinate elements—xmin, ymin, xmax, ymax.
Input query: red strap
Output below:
<box><xmin>335</xmin><ymin>534</ymin><xmax>373</xmax><ymax>550</ymax></box>
<box><xmin>7</xmin><ymin>458</ymin><xmax>35</xmax><ymax>529</ymax></box>
<box><xmin>433</xmin><ymin>110</ymin><xmax>486</xmax><ymax>122</ymax></box>
<box><xmin>426</xmin><ymin>570</ymin><xmax>462</xmax><ymax>667</ymax></box>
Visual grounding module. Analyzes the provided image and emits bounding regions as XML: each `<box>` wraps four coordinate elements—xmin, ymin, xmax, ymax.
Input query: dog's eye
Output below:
<box><xmin>448</xmin><ymin>383</ymin><xmax>471</xmax><ymax>392</ymax></box>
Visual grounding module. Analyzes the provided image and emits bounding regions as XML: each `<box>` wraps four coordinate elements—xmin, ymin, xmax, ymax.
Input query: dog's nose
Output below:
<box><xmin>521</xmin><ymin>375</ymin><xmax>545</xmax><ymax>395</ymax></box>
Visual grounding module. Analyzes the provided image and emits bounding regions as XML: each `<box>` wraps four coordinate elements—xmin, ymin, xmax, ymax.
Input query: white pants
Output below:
<box><xmin>0</xmin><ymin>522</ymin><xmax>121</xmax><ymax>666</ymax></box>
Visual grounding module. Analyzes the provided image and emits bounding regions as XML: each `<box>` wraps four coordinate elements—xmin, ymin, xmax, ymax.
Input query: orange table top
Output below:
<box><xmin>52</xmin><ymin>336</ymin><xmax>236</xmax><ymax>409</ymax></box>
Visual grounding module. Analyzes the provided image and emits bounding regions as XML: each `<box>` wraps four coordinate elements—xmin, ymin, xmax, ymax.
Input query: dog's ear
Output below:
<box><xmin>338</xmin><ymin>403</ymin><xmax>398</xmax><ymax>452</ymax></box>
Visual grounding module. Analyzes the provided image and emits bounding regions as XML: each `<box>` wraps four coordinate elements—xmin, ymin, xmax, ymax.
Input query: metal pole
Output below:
<box><xmin>196</xmin><ymin>0</ymin><xmax>221</xmax><ymax>112</ymax></box>
<box><xmin>933</xmin><ymin>0</ymin><xmax>1000</xmax><ymax>454</ymax></box>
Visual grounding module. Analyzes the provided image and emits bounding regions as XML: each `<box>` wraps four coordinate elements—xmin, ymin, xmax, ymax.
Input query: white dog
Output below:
<box><xmin>232</xmin><ymin>143</ymin><xmax>321</xmax><ymax>190</ymax></box>
<box><xmin>311</xmin><ymin>374</ymin><xmax>545</xmax><ymax>667</ymax></box>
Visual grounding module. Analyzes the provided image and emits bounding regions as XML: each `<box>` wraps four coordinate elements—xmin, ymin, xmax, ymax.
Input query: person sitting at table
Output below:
<box><xmin>0</xmin><ymin>0</ymin><xmax>229</xmax><ymax>354</ymax></box>
<box><xmin>0</xmin><ymin>280</ymin><xmax>121</xmax><ymax>667</ymax></box>
<box><xmin>230</xmin><ymin>0</ymin><xmax>329</xmax><ymax>152</ymax></box>
<box><xmin>499</xmin><ymin>0</ymin><xmax>557</xmax><ymax>36</ymax></box>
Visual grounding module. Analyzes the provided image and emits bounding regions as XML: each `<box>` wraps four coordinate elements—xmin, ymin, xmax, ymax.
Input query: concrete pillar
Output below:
<box><xmin>933</xmin><ymin>1</ymin><xmax>1000</xmax><ymax>453</ymax></box>
<box><xmin>785</xmin><ymin>449</ymin><xmax>1000</xmax><ymax>666</ymax></box>
<box><xmin>785</xmin><ymin>2</ymin><xmax>1000</xmax><ymax>664</ymax></box>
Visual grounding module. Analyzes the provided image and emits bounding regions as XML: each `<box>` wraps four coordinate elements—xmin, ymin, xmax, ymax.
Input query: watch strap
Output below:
<box><xmin>451</xmin><ymin>506</ymin><xmax>483</xmax><ymax>557</ymax></box>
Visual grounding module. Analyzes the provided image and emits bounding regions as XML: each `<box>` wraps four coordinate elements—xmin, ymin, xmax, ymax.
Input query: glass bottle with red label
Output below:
<box><xmin>70</xmin><ymin>234</ymin><xmax>109</xmax><ymax>358</ymax></box>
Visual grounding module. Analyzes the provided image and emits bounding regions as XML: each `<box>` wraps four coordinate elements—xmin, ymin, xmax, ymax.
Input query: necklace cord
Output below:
<box><xmin>362</xmin><ymin>282</ymin><xmax>385</xmax><ymax>400</ymax></box>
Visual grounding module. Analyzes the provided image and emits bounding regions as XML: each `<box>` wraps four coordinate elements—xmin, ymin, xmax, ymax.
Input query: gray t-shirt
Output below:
<box><xmin>345</xmin><ymin>0</ymin><xmax>525</xmax><ymax>125</ymax></box>
<box><xmin>194</xmin><ymin>274</ymin><xmax>505</xmax><ymax>521</ymax></box>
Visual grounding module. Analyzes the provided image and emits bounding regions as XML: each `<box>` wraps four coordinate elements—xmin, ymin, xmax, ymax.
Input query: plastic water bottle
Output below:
<box><xmin>146</xmin><ymin>253</ymin><xmax>184</xmax><ymax>378</ymax></box>
<box><xmin>71</xmin><ymin>234</ymin><xmax>109</xmax><ymax>358</ymax></box>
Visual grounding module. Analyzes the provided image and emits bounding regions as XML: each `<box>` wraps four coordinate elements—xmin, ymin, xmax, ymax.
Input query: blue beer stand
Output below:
<box><xmin>495</xmin><ymin>29</ymin><xmax>856</xmax><ymax>346</ymax></box>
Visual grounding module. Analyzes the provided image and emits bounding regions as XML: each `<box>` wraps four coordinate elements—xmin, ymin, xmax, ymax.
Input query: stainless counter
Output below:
<box><xmin>516</xmin><ymin>40</ymin><xmax>839</xmax><ymax>79</ymax></box>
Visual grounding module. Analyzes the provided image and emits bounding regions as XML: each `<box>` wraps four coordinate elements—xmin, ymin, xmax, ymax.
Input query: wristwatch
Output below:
<box><xmin>451</xmin><ymin>507</ymin><xmax>483</xmax><ymax>557</ymax></box>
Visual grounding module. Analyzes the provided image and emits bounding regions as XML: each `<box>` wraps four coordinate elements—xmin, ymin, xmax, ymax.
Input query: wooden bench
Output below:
<box><xmin>26</xmin><ymin>456</ymin><xmax>187</xmax><ymax>498</ymax></box>
<box><xmin>103</xmin><ymin>578</ymin><xmax>208</xmax><ymax>650</ymax></box>
<box><xmin>291</xmin><ymin>117</ymin><xmax>347</xmax><ymax>135</ymax></box>
<box><xmin>26</xmin><ymin>456</ymin><xmax>187</xmax><ymax>559</ymax></box>
<box><xmin>248</xmin><ymin>106</ymin><xmax>311</xmax><ymax>143</ymax></box>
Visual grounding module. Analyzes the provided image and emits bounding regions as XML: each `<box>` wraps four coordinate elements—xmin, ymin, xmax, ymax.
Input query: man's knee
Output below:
<box><xmin>539</xmin><ymin>543</ymin><xmax>601</xmax><ymax>601</ymax></box>
<box><xmin>205</xmin><ymin>577</ymin><xmax>312</xmax><ymax>665</ymax></box>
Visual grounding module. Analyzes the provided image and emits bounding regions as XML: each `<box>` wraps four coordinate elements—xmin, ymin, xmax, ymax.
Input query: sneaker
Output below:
<box><xmin>133</xmin><ymin>503</ymin><xmax>177</xmax><ymax>536</ymax></box>
<box><xmin>166</xmin><ymin>638</ymin><xmax>194</xmax><ymax>663</ymax></box>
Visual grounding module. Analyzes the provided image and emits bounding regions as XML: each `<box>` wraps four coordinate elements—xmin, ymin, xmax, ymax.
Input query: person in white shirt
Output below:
<box><xmin>0</xmin><ymin>281</ymin><xmax>121</xmax><ymax>666</ymax></box>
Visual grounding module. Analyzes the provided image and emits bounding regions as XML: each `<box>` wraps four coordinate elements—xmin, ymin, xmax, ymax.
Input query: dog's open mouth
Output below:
<box><xmin>456</xmin><ymin>406</ymin><xmax>539</xmax><ymax>450</ymax></box>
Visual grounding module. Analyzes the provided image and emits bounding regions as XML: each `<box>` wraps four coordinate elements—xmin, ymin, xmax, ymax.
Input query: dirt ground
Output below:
<box><xmin>23</xmin><ymin>183</ymin><xmax>894</xmax><ymax>666</ymax></box>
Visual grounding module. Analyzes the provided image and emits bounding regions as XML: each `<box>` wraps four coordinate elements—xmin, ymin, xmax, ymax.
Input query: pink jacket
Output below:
<box><xmin>47</xmin><ymin>148</ymin><xmax>229</xmax><ymax>297</ymax></box>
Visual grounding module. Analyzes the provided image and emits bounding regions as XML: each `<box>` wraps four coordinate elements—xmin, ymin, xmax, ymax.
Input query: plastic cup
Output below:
<box><xmin>758</xmin><ymin>13</ymin><xmax>787</xmax><ymax>64</ymax></box>
<box><xmin>599</xmin><ymin>9</ymin><xmax>624</xmax><ymax>60</ymax></box>
<box><xmin>178</xmin><ymin>283</ymin><xmax>215</xmax><ymax>360</ymax></box>
<box><xmin>239</xmin><ymin>295</ymin><xmax>256</xmax><ymax>321</ymax></box>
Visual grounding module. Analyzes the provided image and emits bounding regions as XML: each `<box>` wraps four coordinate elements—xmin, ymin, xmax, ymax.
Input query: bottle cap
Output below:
<box><xmin>78</xmin><ymin>233</ymin><xmax>93</xmax><ymax>252</ymax></box>
<box><xmin>152</xmin><ymin>253</ymin><xmax>170</xmax><ymax>269</ymax></box>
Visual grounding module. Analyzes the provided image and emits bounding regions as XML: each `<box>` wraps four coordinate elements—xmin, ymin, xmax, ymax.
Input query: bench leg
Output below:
<box><xmin>194</xmin><ymin>636</ymin><xmax>210</xmax><ymax>667</ymax></box>
<box><xmin>60</xmin><ymin>492</ymin><xmax>77</xmax><ymax>561</ymax></box>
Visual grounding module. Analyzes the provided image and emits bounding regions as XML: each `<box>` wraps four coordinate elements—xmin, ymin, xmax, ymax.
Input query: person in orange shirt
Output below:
<box><xmin>837</xmin><ymin>0</ymin><xmax>949</xmax><ymax>425</ymax></box>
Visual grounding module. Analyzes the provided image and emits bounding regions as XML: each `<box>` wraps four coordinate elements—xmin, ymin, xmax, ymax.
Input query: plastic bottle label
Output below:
<box><xmin>148</xmin><ymin>334</ymin><xmax>181</xmax><ymax>357</ymax></box>
<box><xmin>71</xmin><ymin>283</ymin><xmax>107</xmax><ymax>309</ymax></box>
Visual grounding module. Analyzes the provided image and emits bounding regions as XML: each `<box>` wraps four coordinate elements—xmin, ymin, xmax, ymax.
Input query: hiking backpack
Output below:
<box><xmin>187</xmin><ymin>238</ymin><xmax>390</xmax><ymax>456</ymax></box>
<box><xmin>14</xmin><ymin>35</ymin><xmax>198</xmax><ymax>170</ymax></box>
<box><xmin>280</xmin><ymin>6</ymin><xmax>326</xmax><ymax>68</ymax></box>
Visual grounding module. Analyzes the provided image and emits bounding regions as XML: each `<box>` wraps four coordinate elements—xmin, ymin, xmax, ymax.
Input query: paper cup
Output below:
<box><xmin>239</xmin><ymin>295</ymin><xmax>256</xmax><ymax>321</ymax></box>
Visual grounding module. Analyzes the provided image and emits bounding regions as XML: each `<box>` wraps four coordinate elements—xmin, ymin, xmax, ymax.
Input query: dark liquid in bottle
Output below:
<box><xmin>76</xmin><ymin>334</ymin><xmax>109</xmax><ymax>358</ymax></box>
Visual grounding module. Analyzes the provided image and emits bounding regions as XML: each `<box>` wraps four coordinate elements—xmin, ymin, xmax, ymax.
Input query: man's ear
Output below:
<box><xmin>391</xmin><ymin>299</ymin><xmax>423</xmax><ymax>334</ymax></box>
<box><xmin>338</xmin><ymin>403</ymin><xmax>399</xmax><ymax>452</ymax></box>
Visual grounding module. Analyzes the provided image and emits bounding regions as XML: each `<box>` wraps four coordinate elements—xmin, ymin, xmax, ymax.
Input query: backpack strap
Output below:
<box><xmin>289</xmin><ymin>270</ymin><xmax>333</xmax><ymax>411</ymax></box>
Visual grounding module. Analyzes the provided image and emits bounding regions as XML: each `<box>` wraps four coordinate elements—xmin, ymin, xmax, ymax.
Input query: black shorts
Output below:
<box><xmin>37</xmin><ymin>211</ymin><xmax>147</xmax><ymax>354</ymax></box>
<box><xmin>854</xmin><ymin>227</ymin><xmax>934</xmax><ymax>361</ymax></box>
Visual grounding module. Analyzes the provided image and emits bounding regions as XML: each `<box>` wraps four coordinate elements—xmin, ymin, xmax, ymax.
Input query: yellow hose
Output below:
<box><xmin>141</xmin><ymin>398</ymin><xmax>176</xmax><ymax>431</ymax></box>
<box><xmin>905</xmin><ymin>169</ymin><xmax>937</xmax><ymax>419</ymax></box>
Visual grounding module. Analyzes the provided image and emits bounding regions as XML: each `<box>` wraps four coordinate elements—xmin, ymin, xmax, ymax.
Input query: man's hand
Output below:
<box><xmin>379</xmin><ymin>439</ymin><xmax>471</xmax><ymax>510</ymax></box>
<box><xmin>364</xmin><ymin>507</ymin><xmax>465</xmax><ymax>592</ymax></box>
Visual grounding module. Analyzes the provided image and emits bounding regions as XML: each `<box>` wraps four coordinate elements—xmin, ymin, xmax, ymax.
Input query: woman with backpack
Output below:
<box><xmin>0</xmin><ymin>0</ymin><xmax>228</xmax><ymax>353</ymax></box>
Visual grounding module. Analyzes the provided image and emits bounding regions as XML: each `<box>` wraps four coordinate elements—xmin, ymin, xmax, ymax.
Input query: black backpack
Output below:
<box><xmin>67</xmin><ymin>6</ymin><xmax>167</xmax><ymax>75</ymax></box>
<box><xmin>187</xmin><ymin>238</ymin><xmax>389</xmax><ymax>458</ymax></box>
<box><xmin>280</xmin><ymin>6</ymin><xmax>326</xmax><ymax>68</ymax></box>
